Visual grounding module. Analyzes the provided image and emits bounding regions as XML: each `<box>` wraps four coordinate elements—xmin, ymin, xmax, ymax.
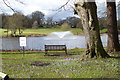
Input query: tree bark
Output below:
<box><xmin>107</xmin><ymin>0</ymin><xmax>120</xmax><ymax>53</ymax></box>
<box><xmin>75</xmin><ymin>1</ymin><xmax>110</xmax><ymax>58</ymax></box>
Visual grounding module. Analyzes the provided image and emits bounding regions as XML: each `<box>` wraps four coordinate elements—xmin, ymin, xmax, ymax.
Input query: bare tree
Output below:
<box><xmin>8</xmin><ymin>12</ymin><xmax>24</xmax><ymax>36</ymax></box>
<box><xmin>75</xmin><ymin>0</ymin><xmax>110</xmax><ymax>58</ymax></box>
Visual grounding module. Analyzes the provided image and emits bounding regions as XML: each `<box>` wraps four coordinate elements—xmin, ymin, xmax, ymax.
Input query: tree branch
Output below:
<box><xmin>57</xmin><ymin>0</ymin><xmax>71</xmax><ymax>11</ymax></box>
<box><xmin>15</xmin><ymin>0</ymin><xmax>25</xmax><ymax>4</ymax></box>
<box><xmin>3</xmin><ymin>0</ymin><xmax>16</xmax><ymax>12</ymax></box>
<box><xmin>48</xmin><ymin>0</ymin><xmax>71</xmax><ymax>11</ymax></box>
<box><xmin>2</xmin><ymin>0</ymin><xmax>25</xmax><ymax>13</ymax></box>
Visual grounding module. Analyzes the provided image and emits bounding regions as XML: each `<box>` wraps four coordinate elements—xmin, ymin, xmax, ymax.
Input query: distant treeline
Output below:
<box><xmin>0</xmin><ymin>10</ymin><xmax>120</xmax><ymax>36</ymax></box>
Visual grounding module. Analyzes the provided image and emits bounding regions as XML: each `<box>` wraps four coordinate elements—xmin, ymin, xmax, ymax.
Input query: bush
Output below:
<box><xmin>61</xmin><ymin>23</ymin><xmax>71</xmax><ymax>31</ymax></box>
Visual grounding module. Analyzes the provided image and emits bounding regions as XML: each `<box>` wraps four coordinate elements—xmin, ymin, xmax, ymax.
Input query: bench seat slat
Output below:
<box><xmin>45</xmin><ymin>45</ymin><xmax>67</xmax><ymax>54</ymax></box>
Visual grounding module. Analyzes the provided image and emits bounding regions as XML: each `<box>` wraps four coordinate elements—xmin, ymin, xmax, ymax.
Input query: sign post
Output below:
<box><xmin>19</xmin><ymin>37</ymin><xmax>26</xmax><ymax>55</ymax></box>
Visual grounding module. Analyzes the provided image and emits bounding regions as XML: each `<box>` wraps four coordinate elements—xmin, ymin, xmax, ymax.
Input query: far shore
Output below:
<box><xmin>0</xmin><ymin>30</ymin><xmax>120</xmax><ymax>38</ymax></box>
<box><xmin>0</xmin><ymin>32</ymin><xmax>109</xmax><ymax>38</ymax></box>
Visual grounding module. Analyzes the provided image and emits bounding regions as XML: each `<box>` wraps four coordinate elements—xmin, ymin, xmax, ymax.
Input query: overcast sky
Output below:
<box><xmin>0</xmin><ymin>0</ymin><xmax>120</xmax><ymax>21</ymax></box>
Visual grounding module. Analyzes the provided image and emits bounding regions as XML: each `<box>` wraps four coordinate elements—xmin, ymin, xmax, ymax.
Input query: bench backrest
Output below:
<box><xmin>45</xmin><ymin>45</ymin><xmax>66</xmax><ymax>51</ymax></box>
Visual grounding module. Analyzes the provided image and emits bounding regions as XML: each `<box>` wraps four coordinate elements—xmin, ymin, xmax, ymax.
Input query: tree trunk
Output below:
<box><xmin>75</xmin><ymin>1</ymin><xmax>110</xmax><ymax>58</ymax></box>
<box><xmin>107</xmin><ymin>0</ymin><xmax>120</xmax><ymax>53</ymax></box>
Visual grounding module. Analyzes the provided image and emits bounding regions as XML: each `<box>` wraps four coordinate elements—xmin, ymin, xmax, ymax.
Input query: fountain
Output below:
<box><xmin>49</xmin><ymin>31</ymin><xmax>73</xmax><ymax>38</ymax></box>
<box><xmin>45</xmin><ymin>31</ymin><xmax>77</xmax><ymax>40</ymax></box>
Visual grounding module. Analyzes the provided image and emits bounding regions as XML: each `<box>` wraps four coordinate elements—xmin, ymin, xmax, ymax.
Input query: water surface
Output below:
<box><xmin>0</xmin><ymin>34</ymin><xmax>120</xmax><ymax>50</ymax></box>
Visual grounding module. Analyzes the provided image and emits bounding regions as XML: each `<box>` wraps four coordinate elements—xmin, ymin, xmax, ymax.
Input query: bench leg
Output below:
<box><xmin>45</xmin><ymin>50</ymin><xmax>48</xmax><ymax>55</ymax></box>
<box><xmin>65</xmin><ymin>50</ymin><xmax>67</xmax><ymax>54</ymax></box>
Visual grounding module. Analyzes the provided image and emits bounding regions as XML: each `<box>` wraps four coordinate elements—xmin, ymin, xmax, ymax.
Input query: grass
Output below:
<box><xmin>0</xmin><ymin>28</ymin><xmax>83</xmax><ymax>37</ymax></box>
<box><xmin>1</xmin><ymin>28</ymin><xmax>120</xmax><ymax>37</ymax></box>
<box><xmin>100</xmin><ymin>29</ymin><xmax>108</xmax><ymax>33</ymax></box>
<box><xmin>0</xmin><ymin>28</ymin><xmax>120</xmax><ymax>78</ymax></box>
<box><xmin>1</xmin><ymin>48</ymin><xmax>120</xmax><ymax>78</ymax></box>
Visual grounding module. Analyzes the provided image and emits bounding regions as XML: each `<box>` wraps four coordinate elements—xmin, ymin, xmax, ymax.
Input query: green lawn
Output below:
<box><xmin>1</xmin><ymin>28</ymin><xmax>120</xmax><ymax>37</ymax></box>
<box><xmin>1</xmin><ymin>48</ymin><xmax>120</xmax><ymax>78</ymax></box>
<box><xmin>0</xmin><ymin>28</ymin><xmax>83</xmax><ymax>37</ymax></box>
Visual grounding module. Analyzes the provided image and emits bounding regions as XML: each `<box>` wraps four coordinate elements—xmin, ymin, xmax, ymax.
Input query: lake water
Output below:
<box><xmin>0</xmin><ymin>34</ymin><xmax>120</xmax><ymax>50</ymax></box>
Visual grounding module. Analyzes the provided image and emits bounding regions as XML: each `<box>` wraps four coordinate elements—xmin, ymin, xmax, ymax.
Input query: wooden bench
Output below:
<box><xmin>45</xmin><ymin>45</ymin><xmax>67</xmax><ymax>54</ymax></box>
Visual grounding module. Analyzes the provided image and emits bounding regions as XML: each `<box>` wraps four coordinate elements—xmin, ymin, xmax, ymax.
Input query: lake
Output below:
<box><xmin>0</xmin><ymin>34</ymin><xmax>120</xmax><ymax>50</ymax></box>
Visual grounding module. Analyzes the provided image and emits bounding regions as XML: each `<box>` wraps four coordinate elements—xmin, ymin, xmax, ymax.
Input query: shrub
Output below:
<box><xmin>61</xmin><ymin>23</ymin><xmax>71</xmax><ymax>31</ymax></box>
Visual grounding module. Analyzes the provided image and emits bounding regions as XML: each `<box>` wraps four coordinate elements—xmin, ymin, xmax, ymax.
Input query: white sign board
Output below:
<box><xmin>19</xmin><ymin>37</ymin><xmax>26</xmax><ymax>47</ymax></box>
